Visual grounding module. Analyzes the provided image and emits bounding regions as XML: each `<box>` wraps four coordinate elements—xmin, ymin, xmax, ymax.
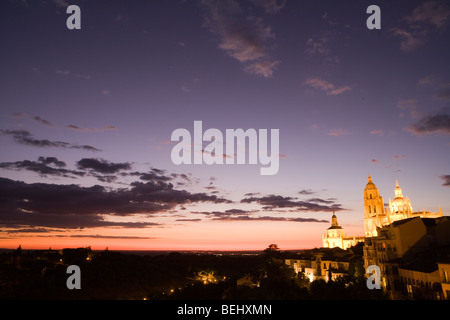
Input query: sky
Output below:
<box><xmin>1</xmin><ymin>0</ymin><xmax>449</xmax><ymax>251</ymax></box>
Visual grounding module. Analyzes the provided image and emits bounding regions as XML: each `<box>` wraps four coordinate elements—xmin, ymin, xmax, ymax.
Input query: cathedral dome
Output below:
<box><xmin>389</xmin><ymin>181</ymin><xmax>413</xmax><ymax>215</ymax></box>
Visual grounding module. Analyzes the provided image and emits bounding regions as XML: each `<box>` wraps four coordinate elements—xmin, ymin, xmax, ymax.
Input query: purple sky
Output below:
<box><xmin>1</xmin><ymin>0</ymin><xmax>449</xmax><ymax>250</ymax></box>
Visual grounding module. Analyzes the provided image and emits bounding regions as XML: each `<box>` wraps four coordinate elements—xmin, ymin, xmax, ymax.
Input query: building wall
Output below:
<box><xmin>438</xmin><ymin>263</ymin><xmax>450</xmax><ymax>300</ymax></box>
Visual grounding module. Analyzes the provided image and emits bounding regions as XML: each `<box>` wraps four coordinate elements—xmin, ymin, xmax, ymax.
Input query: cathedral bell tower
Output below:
<box><xmin>363</xmin><ymin>175</ymin><xmax>387</xmax><ymax>237</ymax></box>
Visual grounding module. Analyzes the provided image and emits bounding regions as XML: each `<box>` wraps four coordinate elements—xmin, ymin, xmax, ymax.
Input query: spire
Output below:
<box><xmin>331</xmin><ymin>212</ymin><xmax>339</xmax><ymax>227</ymax></box>
<box><xmin>368</xmin><ymin>175</ymin><xmax>373</xmax><ymax>184</ymax></box>
<box><xmin>394</xmin><ymin>180</ymin><xmax>403</xmax><ymax>198</ymax></box>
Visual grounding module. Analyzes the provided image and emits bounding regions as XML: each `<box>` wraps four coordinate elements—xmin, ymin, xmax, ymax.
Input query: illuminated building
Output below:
<box><xmin>363</xmin><ymin>216</ymin><xmax>450</xmax><ymax>299</ymax></box>
<box><xmin>363</xmin><ymin>176</ymin><xmax>443</xmax><ymax>237</ymax></box>
<box><xmin>285</xmin><ymin>249</ymin><xmax>357</xmax><ymax>283</ymax></box>
<box><xmin>322</xmin><ymin>213</ymin><xmax>364</xmax><ymax>249</ymax></box>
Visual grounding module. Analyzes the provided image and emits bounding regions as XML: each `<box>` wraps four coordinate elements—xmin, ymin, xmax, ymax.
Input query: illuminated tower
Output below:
<box><xmin>322</xmin><ymin>212</ymin><xmax>345</xmax><ymax>249</ymax></box>
<box><xmin>363</xmin><ymin>175</ymin><xmax>387</xmax><ymax>237</ymax></box>
<box><xmin>388</xmin><ymin>180</ymin><xmax>413</xmax><ymax>222</ymax></box>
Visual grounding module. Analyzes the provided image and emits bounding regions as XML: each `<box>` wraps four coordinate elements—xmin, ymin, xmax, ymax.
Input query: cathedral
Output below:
<box><xmin>322</xmin><ymin>175</ymin><xmax>443</xmax><ymax>248</ymax></box>
<box><xmin>363</xmin><ymin>175</ymin><xmax>443</xmax><ymax>237</ymax></box>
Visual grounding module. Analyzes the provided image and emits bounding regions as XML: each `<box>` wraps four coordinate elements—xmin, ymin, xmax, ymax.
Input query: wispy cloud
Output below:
<box><xmin>397</xmin><ymin>98</ymin><xmax>422</xmax><ymax>119</ymax></box>
<box><xmin>328</xmin><ymin>128</ymin><xmax>349</xmax><ymax>137</ymax></box>
<box><xmin>391</xmin><ymin>1</ymin><xmax>450</xmax><ymax>52</ymax></box>
<box><xmin>0</xmin><ymin>129</ymin><xmax>101</xmax><ymax>152</ymax></box>
<box><xmin>304</xmin><ymin>77</ymin><xmax>351</xmax><ymax>96</ymax></box>
<box><xmin>200</xmin><ymin>0</ymin><xmax>282</xmax><ymax>77</ymax></box>
<box><xmin>305</xmin><ymin>31</ymin><xmax>340</xmax><ymax>64</ymax></box>
<box><xmin>370</xmin><ymin>129</ymin><xmax>384</xmax><ymax>136</ymax></box>
<box><xmin>66</xmin><ymin>124</ymin><xmax>117</xmax><ymax>132</ymax></box>
<box><xmin>434</xmin><ymin>82</ymin><xmax>450</xmax><ymax>101</ymax></box>
<box><xmin>10</xmin><ymin>113</ymin><xmax>54</xmax><ymax>127</ymax></box>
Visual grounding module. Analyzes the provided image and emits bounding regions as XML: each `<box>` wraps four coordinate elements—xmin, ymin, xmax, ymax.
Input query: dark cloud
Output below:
<box><xmin>138</xmin><ymin>169</ymin><xmax>172</xmax><ymax>182</ymax></box>
<box><xmin>0</xmin><ymin>157</ymin><xmax>84</xmax><ymax>178</ymax></box>
<box><xmin>241</xmin><ymin>194</ymin><xmax>344</xmax><ymax>212</ymax></box>
<box><xmin>407</xmin><ymin>110</ymin><xmax>450</xmax><ymax>135</ymax></box>
<box><xmin>298</xmin><ymin>189</ymin><xmax>315</xmax><ymax>195</ymax></box>
<box><xmin>60</xmin><ymin>234</ymin><xmax>157</xmax><ymax>239</ymax></box>
<box><xmin>0</xmin><ymin>177</ymin><xmax>231</xmax><ymax>230</ymax></box>
<box><xmin>175</xmin><ymin>218</ymin><xmax>202</xmax><ymax>222</ymax></box>
<box><xmin>66</xmin><ymin>124</ymin><xmax>117</xmax><ymax>132</ymax></box>
<box><xmin>0</xmin><ymin>129</ymin><xmax>101</xmax><ymax>151</ymax></box>
<box><xmin>194</xmin><ymin>208</ymin><xmax>327</xmax><ymax>223</ymax></box>
<box><xmin>38</xmin><ymin>156</ymin><xmax>66</xmax><ymax>167</ymax></box>
<box><xmin>33</xmin><ymin>116</ymin><xmax>54</xmax><ymax>127</ymax></box>
<box><xmin>212</xmin><ymin>215</ymin><xmax>328</xmax><ymax>223</ymax></box>
<box><xmin>440</xmin><ymin>175</ymin><xmax>450</xmax><ymax>187</ymax></box>
<box><xmin>76</xmin><ymin>158</ymin><xmax>131</xmax><ymax>174</ymax></box>
<box><xmin>305</xmin><ymin>198</ymin><xmax>335</xmax><ymax>204</ymax></box>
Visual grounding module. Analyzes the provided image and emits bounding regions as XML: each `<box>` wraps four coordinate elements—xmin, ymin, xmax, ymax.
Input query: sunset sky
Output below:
<box><xmin>1</xmin><ymin>0</ymin><xmax>449</xmax><ymax>251</ymax></box>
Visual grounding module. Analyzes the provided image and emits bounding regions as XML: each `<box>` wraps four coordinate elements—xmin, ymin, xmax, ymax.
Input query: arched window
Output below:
<box><xmin>369</xmin><ymin>205</ymin><xmax>371</xmax><ymax>213</ymax></box>
<box><xmin>374</xmin><ymin>206</ymin><xmax>377</xmax><ymax>213</ymax></box>
<box><xmin>370</xmin><ymin>194</ymin><xmax>373</xmax><ymax>199</ymax></box>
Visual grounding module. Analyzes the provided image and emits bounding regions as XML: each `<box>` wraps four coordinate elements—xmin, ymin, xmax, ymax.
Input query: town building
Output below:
<box><xmin>363</xmin><ymin>216</ymin><xmax>450</xmax><ymax>299</ymax></box>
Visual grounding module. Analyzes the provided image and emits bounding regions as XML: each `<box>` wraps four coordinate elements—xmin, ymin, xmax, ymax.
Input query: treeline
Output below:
<box><xmin>0</xmin><ymin>248</ymin><xmax>386</xmax><ymax>300</ymax></box>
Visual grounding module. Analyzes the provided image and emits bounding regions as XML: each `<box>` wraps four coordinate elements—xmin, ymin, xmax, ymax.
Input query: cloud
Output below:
<box><xmin>133</xmin><ymin>168</ymin><xmax>173</xmax><ymax>182</ymax></box>
<box><xmin>305</xmin><ymin>31</ymin><xmax>340</xmax><ymax>64</ymax></box>
<box><xmin>434</xmin><ymin>82</ymin><xmax>450</xmax><ymax>101</ymax></box>
<box><xmin>10</xmin><ymin>113</ymin><xmax>54</xmax><ymax>127</ymax></box>
<box><xmin>370</xmin><ymin>129</ymin><xmax>384</xmax><ymax>136</ymax></box>
<box><xmin>200</xmin><ymin>0</ymin><xmax>282</xmax><ymax>77</ymax></box>
<box><xmin>240</xmin><ymin>194</ymin><xmax>344</xmax><ymax>212</ymax></box>
<box><xmin>66</xmin><ymin>124</ymin><xmax>117</xmax><ymax>132</ymax></box>
<box><xmin>0</xmin><ymin>176</ymin><xmax>231</xmax><ymax>230</ymax></box>
<box><xmin>0</xmin><ymin>157</ymin><xmax>85</xmax><ymax>179</ymax></box>
<box><xmin>76</xmin><ymin>158</ymin><xmax>131</xmax><ymax>174</ymax></box>
<box><xmin>391</xmin><ymin>1</ymin><xmax>450</xmax><ymax>52</ymax></box>
<box><xmin>298</xmin><ymin>189</ymin><xmax>315</xmax><ymax>195</ymax></box>
<box><xmin>304</xmin><ymin>77</ymin><xmax>351</xmax><ymax>96</ymax></box>
<box><xmin>397</xmin><ymin>98</ymin><xmax>422</xmax><ymax>119</ymax></box>
<box><xmin>418</xmin><ymin>75</ymin><xmax>437</xmax><ymax>87</ymax></box>
<box><xmin>52</xmin><ymin>0</ymin><xmax>69</xmax><ymax>8</ymax></box>
<box><xmin>252</xmin><ymin>0</ymin><xmax>286</xmax><ymax>14</ymax></box>
<box><xmin>194</xmin><ymin>207</ymin><xmax>328</xmax><ymax>223</ymax></box>
<box><xmin>403</xmin><ymin>1</ymin><xmax>450</xmax><ymax>28</ymax></box>
<box><xmin>0</xmin><ymin>129</ymin><xmax>101</xmax><ymax>151</ymax></box>
<box><xmin>244</xmin><ymin>59</ymin><xmax>280</xmax><ymax>78</ymax></box>
<box><xmin>328</xmin><ymin>128</ymin><xmax>349</xmax><ymax>137</ymax></box>
<box><xmin>55</xmin><ymin>70</ymin><xmax>70</xmax><ymax>75</ymax></box>
<box><xmin>211</xmin><ymin>215</ymin><xmax>328</xmax><ymax>223</ymax></box>
<box><xmin>390</xmin><ymin>28</ymin><xmax>428</xmax><ymax>52</ymax></box>
<box><xmin>33</xmin><ymin>116</ymin><xmax>54</xmax><ymax>127</ymax></box>
<box><xmin>440</xmin><ymin>175</ymin><xmax>450</xmax><ymax>187</ymax></box>
<box><xmin>407</xmin><ymin>109</ymin><xmax>450</xmax><ymax>135</ymax></box>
